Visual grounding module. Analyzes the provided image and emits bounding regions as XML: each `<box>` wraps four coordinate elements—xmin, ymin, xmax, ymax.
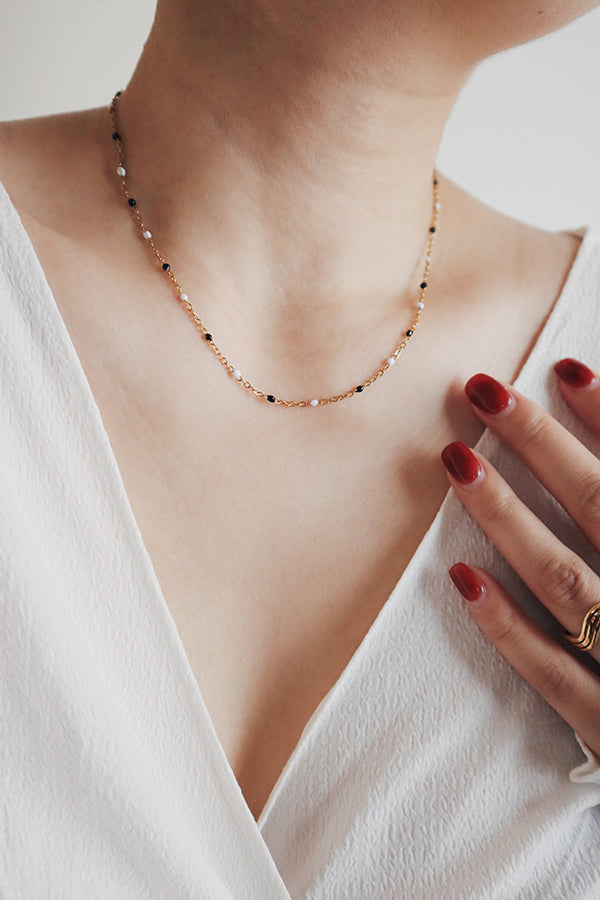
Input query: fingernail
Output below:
<box><xmin>465</xmin><ymin>373</ymin><xmax>515</xmax><ymax>415</ymax></box>
<box><xmin>449</xmin><ymin>563</ymin><xmax>487</xmax><ymax>602</ymax></box>
<box><xmin>554</xmin><ymin>358</ymin><xmax>599</xmax><ymax>390</ymax></box>
<box><xmin>441</xmin><ymin>441</ymin><xmax>484</xmax><ymax>486</ymax></box>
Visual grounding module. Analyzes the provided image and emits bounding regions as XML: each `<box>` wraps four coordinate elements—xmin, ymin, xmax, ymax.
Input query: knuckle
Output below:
<box><xmin>518</xmin><ymin>413</ymin><xmax>553</xmax><ymax>453</ymax></box>
<box><xmin>577</xmin><ymin>473</ymin><xmax>600</xmax><ymax>529</ymax></box>
<box><xmin>483</xmin><ymin>491</ymin><xmax>518</xmax><ymax>529</ymax></box>
<box><xmin>533</xmin><ymin>653</ymin><xmax>574</xmax><ymax>704</ymax></box>
<box><xmin>536</xmin><ymin>553</ymin><xmax>591</xmax><ymax>614</ymax></box>
<box><xmin>487</xmin><ymin>606</ymin><xmax>522</xmax><ymax>649</ymax></box>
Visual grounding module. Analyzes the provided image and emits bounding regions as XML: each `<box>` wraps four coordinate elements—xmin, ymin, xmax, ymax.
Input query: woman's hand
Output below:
<box><xmin>442</xmin><ymin>359</ymin><xmax>600</xmax><ymax>758</ymax></box>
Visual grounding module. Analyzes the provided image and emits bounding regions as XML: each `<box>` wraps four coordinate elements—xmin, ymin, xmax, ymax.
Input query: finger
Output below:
<box><xmin>449</xmin><ymin>562</ymin><xmax>600</xmax><ymax>755</ymax></box>
<box><xmin>441</xmin><ymin>441</ymin><xmax>600</xmax><ymax>663</ymax></box>
<box><xmin>463</xmin><ymin>373</ymin><xmax>600</xmax><ymax>553</ymax></box>
<box><xmin>554</xmin><ymin>358</ymin><xmax>600</xmax><ymax>437</ymax></box>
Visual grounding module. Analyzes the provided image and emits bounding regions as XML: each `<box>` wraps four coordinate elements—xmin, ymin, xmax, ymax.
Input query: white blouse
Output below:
<box><xmin>1</xmin><ymin>179</ymin><xmax>599</xmax><ymax>899</ymax></box>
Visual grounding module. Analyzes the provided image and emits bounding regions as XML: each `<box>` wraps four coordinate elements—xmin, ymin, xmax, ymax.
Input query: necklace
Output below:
<box><xmin>109</xmin><ymin>91</ymin><xmax>440</xmax><ymax>408</ymax></box>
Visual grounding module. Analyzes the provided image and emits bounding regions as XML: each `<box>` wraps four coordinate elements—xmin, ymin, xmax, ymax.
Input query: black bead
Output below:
<box><xmin>433</xmin><ymin>178</ymin><xmax>439</xmax><ymax>185</ymax></box>
<box><xmin>429</xmin><ymin>226</ymin><xmax>436</xmax><ymax>233</ymax></box>
<box><xmin>406</xmin><ymin>329</ymin><xmax>414</xmax><ymax>337</ymax></box>
<box><xmin>128</xmin><ymin>197</ymin><xmax>136</xmax><ymax>207</ymax></box>
<box><xmin>112</xmin><ymin>132</ymin><xmax>121</xmax><ymax>141</ymax></box>
<box><xmin>355</xmin><ymin>385</ymin><xmax>364</xmax><ymax>393</ymax></box>
<box><xmin>115</xmin><ymin>91</ymin><xmax>122</xmax><ymax>97</ymax></box>
<box><xmin>420</xmin><ymin>281</ymin><xmax>427</xmax><ymax>289</ymax></box>
<box><xmin>162</xmin><ymin>263</ymin><xmax>170</xmax><ymax>271</ymax></box>
<box><xmin>267</xmin><ymin>394</ymin><xmax>276</xmax><ymax>403</ymax></box>
<box><xmin>204</xmin><ymin>333</ymin><xmax>212</xmax><ymax>342</ymax></box>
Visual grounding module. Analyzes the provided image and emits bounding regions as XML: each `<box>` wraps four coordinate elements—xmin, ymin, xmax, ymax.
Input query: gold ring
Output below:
<box><xmin>564</xmin><ymin>602</ymin><xmax>600</xmax><ymax>652</ymax></box>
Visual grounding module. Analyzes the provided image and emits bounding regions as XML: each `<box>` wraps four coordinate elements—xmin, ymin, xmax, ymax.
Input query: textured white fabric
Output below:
<box><xmin>1</xmin><ymin>177</ymin><xmax>599</xmax><ymax>899</ymax></box>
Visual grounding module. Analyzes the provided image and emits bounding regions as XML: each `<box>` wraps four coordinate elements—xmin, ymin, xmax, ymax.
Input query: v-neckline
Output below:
<box><xmin>0</xmin><ymin>180</ymin><xmax>590</xmax><ymax>844</ymax></box>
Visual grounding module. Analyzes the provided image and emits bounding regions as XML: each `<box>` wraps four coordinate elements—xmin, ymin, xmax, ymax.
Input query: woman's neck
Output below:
<box><xmin>115</xmin><ymin>1</ymin><xmax>472</xmax><ymax>368</ymax></box>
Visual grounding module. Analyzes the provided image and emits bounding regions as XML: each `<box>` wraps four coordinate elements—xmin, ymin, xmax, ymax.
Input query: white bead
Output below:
<box><xmin>116</xmin><ymin>166</ymin><xmax>126</xmax><ymax>177</ymax></box>
<box><xmin>143</xmin><ymin>230</ymin><xmax>152</xmax><ymax>240</ymax></box>
<box><xmin>180</xmin><ymin>292</ymin><xmax>188</xmax><ymax>302</ymax></box>
<box><xmin>386</xmin><ymin>357</ymin><xmax>396</xmax><ymax>366</ymax></box>
<box><xmin>233</xmin><ymin>368</ymin><xmax>242</xmax><ymax>380</ymax></box>
<box><xmin>310</xmin><ymin>398</ymin><xmax>319</xmax><ymax>407</ymax></box>
<box><xmin>417</xmin><ymin>301</ymin><xmax>424</xmax><ymax>309</ymax></box>
<box><xmin>426</xmin><ymin>255</ymin><xmax>432</xmax><ymax>264</ymax></box>
<box><xmin>434</xmin><ymin>201</ymin><xmax>441</xmax><ymax>211</ymax></box>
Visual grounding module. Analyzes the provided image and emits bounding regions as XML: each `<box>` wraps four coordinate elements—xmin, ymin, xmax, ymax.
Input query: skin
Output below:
<box><xmin>445</xmin><ymin>373</ymin><xmax>600</xmax><ymax>755</ymax></box>
<box><xmin>1</xmin><ymin>0</ymin><xmax>599</xmax><ymax>820</ymax></box>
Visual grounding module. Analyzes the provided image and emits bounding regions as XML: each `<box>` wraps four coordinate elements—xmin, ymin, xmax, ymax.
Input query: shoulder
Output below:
<box><xmin>443</xmin><ymin>178</ymin><xmax>582</xmax><ymax>292</ymax></box>
<box><xmin>0</xmin><ymin>109</ymin><xmax>109</xmax><ymax>231</ymax></box>
<box><xmin>0</xmin><ymin>115</ymin><xmax>67</xmax><ymax>218</ymax></box>
<box><xmin>438</xmin><ymin>179</ymin><xmax>585</xmax><ymax>338</ymax></box>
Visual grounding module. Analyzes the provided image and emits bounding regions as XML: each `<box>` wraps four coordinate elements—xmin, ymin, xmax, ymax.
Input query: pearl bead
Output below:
<box><xmin>116</xmin><ymin>166</ymin><xmax>126</xmax><ymax>177</ymax></box>
<box><xmin>180</xmin><ymin>292</ymin><xmax>188</xmax><ymax>302</ymax></box>
<box><xmin>233</xmin><ymin>369</ymin><xmax>242</xmax><ymax>380</ymax></box>
<box><xmin>386</xmin><ymin>357</ymin><xmax>395</xmax><ymax>366</ymax></box>
<box><xmin>310</xmin><ymin>398</ymin><xmax>319</xmax><ymax>407</ymax></box>
<box><xmin>143</xmin><ymin>230</ymin><xmax>152</xmax><ymax>240</ymax></box>
<box><xmin>426</xmin><ymin>255</ymin><xmax>432</xmax><ymax>264</ymax></box>
<box><xmin>417</xmin><ymin>301</ymin><xmax>424</xmax><ymax>309</ymax></box>
<box><xmin>434</xmin><ymin>202</ymin><xmax>441</xmax><ymax>211</ymax></box>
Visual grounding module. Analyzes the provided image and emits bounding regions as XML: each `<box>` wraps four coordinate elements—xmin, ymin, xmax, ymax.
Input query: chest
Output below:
<box><xmin>53</xmin><ymin>293</ymin><xmax>468</xmax><ymax>820</ymax></box>
<box><xmin>17</xmin><ymin>213</ymin><xmax>565</xmax><ymax>821</ymax></box>
<box><xmin>91</xmin><ymin>352</ymin><xmax>466</xmax><ymax>819</ymax></box>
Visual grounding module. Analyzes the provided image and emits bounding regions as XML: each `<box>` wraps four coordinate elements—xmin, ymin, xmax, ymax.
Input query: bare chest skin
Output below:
<box><xmin>0</xmin><ymin>121</ymin><xmax>580</xmax><ymax>820</ymax></box>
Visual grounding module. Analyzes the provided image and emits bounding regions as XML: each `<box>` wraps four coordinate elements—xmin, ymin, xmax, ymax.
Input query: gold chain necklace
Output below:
<box><xmin>109</xmin><ymin>91</ymin><xmax>440</xmax><ymax>408</ymax></box>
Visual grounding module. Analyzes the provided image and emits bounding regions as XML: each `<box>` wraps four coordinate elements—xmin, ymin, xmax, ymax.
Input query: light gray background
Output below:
<box><xmin>1</xmin><ymin>1</ymin><xmax>599</xmax><ymax>230</ymax></box>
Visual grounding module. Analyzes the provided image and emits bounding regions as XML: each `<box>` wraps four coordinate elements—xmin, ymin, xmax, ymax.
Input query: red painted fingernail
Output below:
<box><xmin>465</xmin><ymin>373</ymin><xmax>514</xmax><ymax>415</ymax></box>
<box><xmin>554</xmin><ymin>358</ymin><xmax>598</xmax><ymax>390</ymax></box>
<box><xmin>449</xmin><ymin>563</ymin><xmax>487</xmax><ymax>602</ymax></box>
<box><xmin>441</xmin><ymin>441</ymin><xmax>483</xmax><ymax>485</ymax></box>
